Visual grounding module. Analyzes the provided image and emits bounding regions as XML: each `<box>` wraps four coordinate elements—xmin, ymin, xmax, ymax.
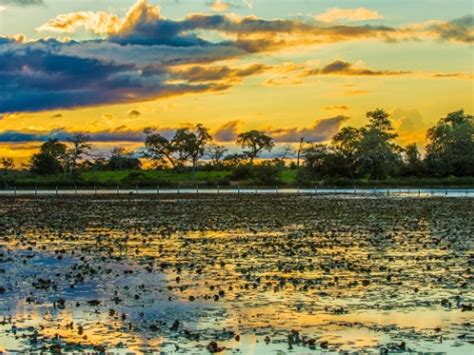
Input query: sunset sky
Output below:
<box><xmin>0</xmin><ymin>0</ymin><xmax>473</xmax><ymax>164</ymax></box>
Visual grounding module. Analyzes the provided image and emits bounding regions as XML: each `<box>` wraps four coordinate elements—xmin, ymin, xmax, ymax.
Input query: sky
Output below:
<box><xmin>0</xmin><ymin>0</ymin><xmax>473</xmax><ymax>164</ymax></box>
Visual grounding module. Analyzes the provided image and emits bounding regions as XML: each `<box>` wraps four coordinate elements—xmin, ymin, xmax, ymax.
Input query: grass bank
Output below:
<box><xmin>2</xmin><ymin>169</ymin><xmax>474</xmax><ymax>188</ymax></box>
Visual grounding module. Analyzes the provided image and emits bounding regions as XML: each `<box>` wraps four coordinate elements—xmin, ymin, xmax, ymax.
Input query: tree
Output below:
<box><xmin>236</xmin><ymin>130</ymin><xmax>274</xmax><ymax>163</ymax></box>
<box><xmin>332</xmin><ymin>127</ymin><xmax>362</xmax><ymax>179</ymax></box>
<box><xmin>207</xmin><ymin>144</ymin><xmax>228</xmax><ymax>169</ymax></box>
<box><xmin>223</xmin><ymin>153</ymin><xmax>247</xmax><ymax>168</ymax></box>
<box><xmin>425</xmin><ymin>110</ymin><xmax>474</xmax><ymax>177</ymax></box>
<box><xmin>277</xmin><ymin>144</ymin><xmax>294</xmax><ymax>163</ymax></box>
<box><xmin>67</xmin><ymin>133</ymin><xmax>92</xmax><ymax>173</ymax></box>
<box><xmin>143</xmin><ymin>128</ymin><xmax>177</xmax><ymax>169</ymax></box>
<box><xmin>356</xmin><ymin>109</ymin><xmax>403</xmax><ymax>180</ymax></box>
<box><xmin>301</xmin><ymin>143</ymin><xmax>334</xmax><ymax>179</ymax></box>
<box><xmin>0</xmin><ymin>157</ymin><xmax>14</xmax><ymax>173</ymax></box>
<box><xmin>30</xmin><ymin>139</ymin><xmax>68</xmax><ymax>175</ymax></box>
<box><xmin>173</xmin><ymin>124</ymin><xmax>212</xmax><ymax>179</ymax></box>
<box><xmin>1</xmin><ymin>157</ymin><xmax>14</xmax><ymax>188</ymax></box>
<box><xmin>402</xmin><ymin>143</ymin><xmax>425</xmax><ymax>177</ymax></box>
<box><xmin>41</xmin><ymin>138</ymin><xmax>67</xmax><ymax>161</ymax></box>
<box><xmin>30</xmin><ymin>152</ymin><xmax>63</xmax><ymax>175</ymax></box>
<box><xmin>296</xmin><ymin>137</ymin><xmax>304</xmax><ymax>168</ymax></box>
<box><xmin>108</xmin><ymin>147</ymin><xmax>141</xmax><ymax>171</ymax></box>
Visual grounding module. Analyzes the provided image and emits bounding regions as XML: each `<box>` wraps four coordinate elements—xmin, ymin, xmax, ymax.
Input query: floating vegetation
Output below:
<box><xmin>0</xmin><ymin>195</ymin><xmax>472</xmax><ymax>353</ymax></box>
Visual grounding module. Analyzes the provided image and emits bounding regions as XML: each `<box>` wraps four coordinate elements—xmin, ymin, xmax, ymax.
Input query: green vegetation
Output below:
<box><xmin>5</xmin><ymin>169</ymin><xmax>474</xmax><ymax>189</ymax></box>
<box><xmin>1</xmin><ymin>108</ymin><xmax>473</xmax><ymax>188</ymax></box>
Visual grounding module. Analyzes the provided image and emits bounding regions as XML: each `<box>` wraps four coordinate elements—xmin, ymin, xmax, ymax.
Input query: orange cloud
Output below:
<box><xmin>315</xmin><ymin>7</ymin><xmax>383</xmax><ymax>23</ymax></box>
<box><xmin>211</xmin><ymin>0</ymin><xmax>231</xmax><ymax>12</ymax></box>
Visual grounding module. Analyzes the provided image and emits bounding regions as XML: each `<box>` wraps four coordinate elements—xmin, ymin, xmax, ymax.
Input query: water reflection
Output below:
<box><xmin>0</xmin><ymin>195</ymin><xmax>472</xmax><ymax>352</ymax></box>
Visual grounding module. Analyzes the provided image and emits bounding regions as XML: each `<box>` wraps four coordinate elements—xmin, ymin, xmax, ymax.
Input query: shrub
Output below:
<box><xmin>230</xmin><ymin>164</ymin><xmax>254</xmax><ymax>180</ymax></box>
<box><xmin>254</xmin><ymin>162</ymin><xmax>281</xmax><ymax>185</ymax></box>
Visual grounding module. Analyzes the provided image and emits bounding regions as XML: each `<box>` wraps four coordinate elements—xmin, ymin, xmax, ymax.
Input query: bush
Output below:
<box><xmin>254</xmin><ymin>162</ymin><xmax>281</xmax><ymax>185</ymax></box>
<box><xmin>230</xmin><ymin>164</ymin><xmax>254</xmax><ymax>180</ymax></box>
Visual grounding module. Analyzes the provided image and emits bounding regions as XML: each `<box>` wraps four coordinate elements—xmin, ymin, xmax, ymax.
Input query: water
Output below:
<box><xmin>0</xmin><ymin>195</ymin><xmax>473</xmax><ymax>352</ymax></box>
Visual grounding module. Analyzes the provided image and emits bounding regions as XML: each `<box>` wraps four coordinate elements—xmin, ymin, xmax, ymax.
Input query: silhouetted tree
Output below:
<box><xmin>223</xmin><ymin>153</ymin><xmax>247</xmax><ymax>168</ymax></box>
<box><xmin>173</xmin><ymin>124</ymin><xmax>212</xmax><ymax>179</ymax></box>
<box><xmin>402</xmin><ymin>143</ymin><xmax>425</xmax><ymax>177</ymax></box>
<box><xmin>143</xmin><ymin>128</ymin><xmax>177</xmax><ymax>169</ymax></box>
<box><xmin>0</xmin><ymin>157</ymin><xmax>14</xmax><ymax>173</ymax></box>
<box><xmin>207</xmin><ymin>144</ymin><xmax>228</xmax><ymax>169</ymax></box>
<box><xmin>301</xmin><ymin>109</ymin><xmax>403</xmax><ymax>180</ymax></box>
<box><xmin>41</xmin><ymin>138</ymin><xmax>67</xmax><ymax>161</ymax></box>
<box><xmin>236</xmin><ymin>130</ymin><xmax>274</xmax><ymax>163</ymax></box>
<box><xmin>67</xmin><ymin>133</ymin><xmax>92</xmax><ymax>173</ymax></box>
<box><xmin>425</xmin><ymin>110</ymin><xmax>474</xmax><ymax>177</ymax></box>
<box><xmin>302</xmin><ymin>143</ymin><xmax>333</xmax><ymax>179</ymax></box>
<box><xmin>332</xmin><ymin>127</ymin><xmax>362</xmax><ymax>178</ymax></box>
<box><xmin>108</xmin><ymin>147</ymin><xmax>141</xmax><ymax>171</ymax></box>
<box><xmin>296</xmin><ymin>137</ymin><xmax>304</xmax><ymax>168</ymax></box>
<box><xmin>30</xmin><ymin>152</ymin><xmax>63</xmax><ymax>175</ymax></box>
<box><xmin>30</xmin><ymin>139</ymin><xmax>67</xmax><ymax>175</ymax></box>
<box><xmin>1</xmin><ymin>157</ymin><xmax>14</xmax><ymax>188</ymax></box>
<box><xmin>356</xmin><ymin>109</ymin><xmax>403</xmax><ymax>180</ymax></box>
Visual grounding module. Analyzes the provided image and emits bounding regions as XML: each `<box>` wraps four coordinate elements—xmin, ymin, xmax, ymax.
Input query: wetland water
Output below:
<box><xmin>0</xmin><ymin>195</ymin><xmax>472</xmax><ymax>353</ymax></box>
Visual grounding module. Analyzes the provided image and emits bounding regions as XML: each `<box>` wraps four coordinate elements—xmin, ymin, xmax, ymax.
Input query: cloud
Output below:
<box><xmin>210</xmin><ymin>0</ymin><xmax>231</xmax><ymax>12</ymax></box>
<box><xmin>0</xmin><ymin>0</ymin><xmax>42</xmax><ymax>5</ymax></box>
<box><xmin>128</xmin><ymin>110</ymin><xmax>141</xmax><ymax>119</ymax></box>
<box><xmin>303</xmin><ymin>60</ymin><xmax>410</xmax><ymax>76</ymax></box>
<box><xmin>209</xmin><ymin>0</ymin><xmax>253</xmax><ymax>12</ymax></box>
<box><xmin>213</xmin><ymin>120</ymin><xmax>241</xmax><ymax>142</ymax></box>
<box><xmin>0</xmin><ymin>0</ymin><xmax>470</xmax><ymax>114</ymax></box>
<box><xmin>0</xmin><ymin>128</ymin><xmax>146</xmax><ymax>143</ymax></box>
<box><xmin>37</xmin><ymin>11</ymin><xmax>121</xmax><ymax>34</ymax></box>
<box><xmin>343</xmin><ymin>89</ymin><xmax>370</xmax><ymax>96</ymax></box>
<box><xmin>37</xmin><ymin>0</ymin><xmax>158</xmax><ymax>36</ymax></box>
<box><xmin>324</xmin><ymin>105</ymin><xmax>348</xmax><ymax>111</ymax></box>
<box><xmin>431</xmin><ymin>72</ymin><xmax>473</xmax><ymax>79</ymax></box>
<box><xmin>172</xmin><ymin>63</ymin><xmax>269</xmax><ymax>83</ymax></box>
<box><xmin>390</xmin><ymin>108</ymin><xmax>430</xmax><ymax>147</ymax></box>
<box><xmin>35</xmin><ymin>1</ymin><xmax>400</xmax><ymax>45</ymax></box>
<box><xmin>315</xmin><ymin>7</ymin><xmax>383</xmax><ymax>23</ymax></box>
<box><xmin>33</xmin><ymin>1</ymin><xmax>474</xmax><ymax>48</ymax></box>
<box><xmin>429</xmin><ymin>15</ymin><xmax>473</xmax><ymax>43</ymax></box>
<box><xmin>267</xmin><ymin>116</ymin><xmax>349</xmax><ymax>143</ymax></box>
<box><xmin>265</xmin><ymin>60</ymin><xmax>410</xmax><ymax>86</ymax></box>
<box><xmin>390</xmin><ymin>107</ymin><xmax>426</xmax><ymax>133</ymax></box>
<box><xmin>0</xmin><ymin>41</ymin><xmax>231</xmax><ymax>112</ymax></box>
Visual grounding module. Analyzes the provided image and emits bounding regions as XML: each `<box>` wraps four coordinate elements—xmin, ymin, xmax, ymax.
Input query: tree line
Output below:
<box><xmin>1</xmin><ymin>108</ymin><xmax>473</xmax><ymax>185</ymax></box>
